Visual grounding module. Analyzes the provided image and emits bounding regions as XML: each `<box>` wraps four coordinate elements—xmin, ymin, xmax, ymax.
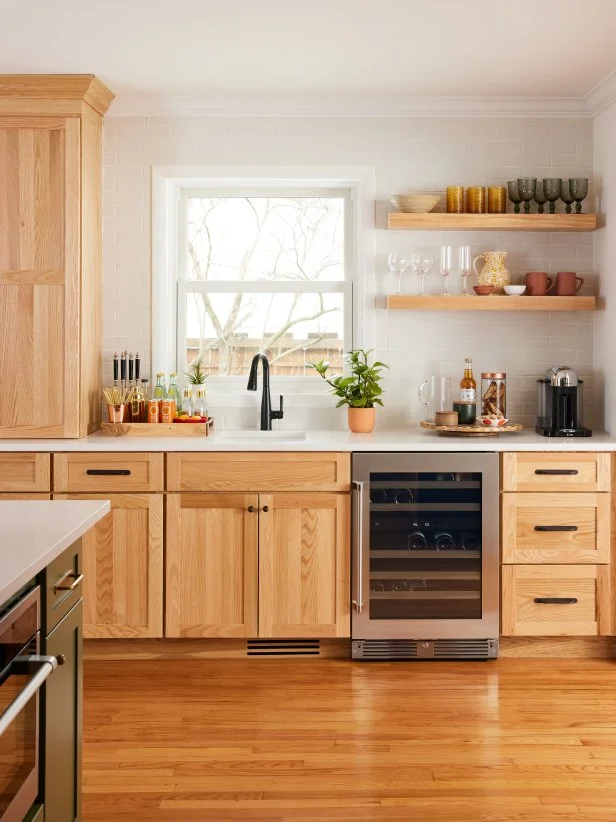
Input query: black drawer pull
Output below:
<box><xmin>86</xmin><ymin>469</ymin><xmax>131</xmax><ymax>476</ymax></box>
<box><xmin>534</xmin><ymin>469</ymin><xmax>579</xmax><ymax>476</ymax></box>
<box><xmin>534</xmin><ymin>525</ymin><xmax>578</xmax><ymax>532</ymax></box>
<box><xmin>534</xmin><ymin>597</ymin><xmax>578</xmax><ymax>605</ymax></box>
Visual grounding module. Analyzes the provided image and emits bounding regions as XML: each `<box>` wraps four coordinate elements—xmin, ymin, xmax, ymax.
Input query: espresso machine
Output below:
<box><xmin>536</xmin><ymin>366</ymin><xmax>591</xmax><ymax>437</ymax></box>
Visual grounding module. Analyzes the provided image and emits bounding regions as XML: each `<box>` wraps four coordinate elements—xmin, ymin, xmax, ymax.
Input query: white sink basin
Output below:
<box><xmin>220</xmin><ymin>429</ymin><xmax>307</xmax><ymax>442</ymax></box>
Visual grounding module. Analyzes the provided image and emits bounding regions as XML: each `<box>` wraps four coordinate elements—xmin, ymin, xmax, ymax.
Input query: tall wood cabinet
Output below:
<box><xmin>0</xmin><ymin>75</ymin><xmax>113</xmax><ymax>438</ymax></box>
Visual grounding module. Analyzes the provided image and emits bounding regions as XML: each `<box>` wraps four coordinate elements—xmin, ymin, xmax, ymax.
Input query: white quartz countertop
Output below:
<box><xmin>0</xmin><ymin>500</ymin><xmax>110</xmax><ymax>605</ymax></box>
<box><xmin>0</xmin><ymin>429</ymin><xmax>614</xmax><ymax>452</ymax></box>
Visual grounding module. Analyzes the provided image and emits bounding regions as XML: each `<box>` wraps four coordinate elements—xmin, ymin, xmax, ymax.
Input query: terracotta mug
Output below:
<box><xmin>526</xmin><ymin>271</ymin><xmax>555</xmax><ymax>296</ymax></box>
<box><xmin>556</xmin><ymin>271</ymin><xmax>584</xmax><ymax>296</ymax></box>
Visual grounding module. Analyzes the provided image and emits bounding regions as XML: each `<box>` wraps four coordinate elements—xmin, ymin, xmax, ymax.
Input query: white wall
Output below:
<box><xmin>592</xmin><ymin>101</ymin><xmax>616</xmax><ymax>434</ymax></box>
<box><xmin>103</xmin><ymin>115</ymin><xmax>594</xmax><ymax>430</ymax></box>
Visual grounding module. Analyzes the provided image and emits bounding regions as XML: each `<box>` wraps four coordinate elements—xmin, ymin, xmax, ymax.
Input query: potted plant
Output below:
<box><xmin>184</xmin><ymin>359</ymin><xmax>208</xmax><ymax>386</ymax></box>
<box><xmin>310</xmin><ymin>349</ymin><xmax>388</xmax><ymax>433</ymax></box>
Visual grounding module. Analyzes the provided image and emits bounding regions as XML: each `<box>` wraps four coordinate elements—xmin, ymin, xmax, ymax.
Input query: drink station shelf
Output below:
<box><xmin>387</xmin><ymin>213</ymin><xmax>598</xmax><ymax>231</ymax></box>
<box><xmin>386</xmin><ymin>295</ymin><xmax>596</xmax><ymax>311</ymax></box>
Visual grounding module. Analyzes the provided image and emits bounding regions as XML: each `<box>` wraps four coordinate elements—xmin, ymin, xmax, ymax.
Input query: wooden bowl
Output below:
<box><xmin>435</xmin><ymin>410</ymin><xmax>459</xmax><ymax>426</ymax></box>
<box><xmin>473</xmin><ymin>285</ymin><xmax>495</xmax><ymax>296</ymax></box>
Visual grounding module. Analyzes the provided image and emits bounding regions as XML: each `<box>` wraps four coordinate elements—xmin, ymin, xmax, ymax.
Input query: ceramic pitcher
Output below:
<box><xmin>472</xmin><ymin>251</ymin><xmax>511</xmax><ymax>292</ymax></box>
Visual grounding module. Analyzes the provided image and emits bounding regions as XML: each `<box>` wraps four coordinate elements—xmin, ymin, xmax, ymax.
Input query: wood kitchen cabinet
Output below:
<box><xmin>54</xmin><ymin>493</ymin><xmax>164</xmax><ymax>638</ymax></box>
<box><xmin>0</xmin><ymin>75</ymin><xmax>113</xmax><ymax>438</ymax></box>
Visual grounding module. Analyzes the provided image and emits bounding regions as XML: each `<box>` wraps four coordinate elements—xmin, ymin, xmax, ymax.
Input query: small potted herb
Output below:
<box><xmin>310</xmin><ymin>349</ymin><xmax>388</xmax><ymax>433</ymax></box>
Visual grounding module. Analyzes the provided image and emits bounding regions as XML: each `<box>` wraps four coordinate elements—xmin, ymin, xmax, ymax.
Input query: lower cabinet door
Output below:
<box><xmin>258</xmin><ymin>492</ymin><xmax>350</xmax><ymax>638</ymax></box>
<box><xmin>501</xmin><ymin>565</ymin><xmax>610</xmax><ymax>636</ymax></box>
<box><xmin>165</xmin><ymin>493</ymin><xmax>258</xmax><ymax>637</ymax></box>
<box><xmin>54</xmin><ymin>494</ymin><xmax>163</xmax><ymax>638</ymax></box>
<box><xmin>43</xmin><ymin>599</ymin><xmax>82</xmax><ymax>822</ymax></box>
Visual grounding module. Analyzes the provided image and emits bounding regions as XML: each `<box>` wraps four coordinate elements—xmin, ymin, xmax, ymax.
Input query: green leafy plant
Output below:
<box><xmin>184</xmin><ymin>360</ymin><xmax>208</xmax><ymax>385</ymax></box>
<box><xmin>310</xmin><ymin>349</ymin><xmax>388</xmax><ymax>408</ymax></box>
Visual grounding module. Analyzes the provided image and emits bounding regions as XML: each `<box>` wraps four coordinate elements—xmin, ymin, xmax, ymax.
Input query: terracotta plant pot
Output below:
<box><xmin>347</xmin><ymin>407</ymin><xmax>376</xmax><ymax>433</ymax></box>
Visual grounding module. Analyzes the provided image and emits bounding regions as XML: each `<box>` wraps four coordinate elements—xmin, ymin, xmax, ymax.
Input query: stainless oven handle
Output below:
<box><xmin>352</xmin><ymin>481</ymin><xmax>364</xmax><ymax>613</ymax></box>
<box><xmin>0</xmin><ymin>655</ymin><xmax>59</xmax><ymax>737</ymax></box>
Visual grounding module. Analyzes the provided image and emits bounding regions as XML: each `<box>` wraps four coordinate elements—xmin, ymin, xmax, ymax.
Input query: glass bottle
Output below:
<box><xmin>459</xmin><ymin>358</ymin><xmax>476</xmax><ymax>402</ymax></box>
<box><xmin>194</xmin><ymin>388</ymin><xmax>207</xmax><ymax>419</ymax></box>
<box><xmin>181</xmin><ymin>387</ymin><xmax>193</xmax><ymax>417</ymax></box>
<box><xmin>167</xmin><ymin>373</ymin><xmax>182</xmax><ymax>418</ymax></box>
<box><xmin>153</xmin><ymin>373</ymin><xmax>167</xmax><ymax>400</ymax></box>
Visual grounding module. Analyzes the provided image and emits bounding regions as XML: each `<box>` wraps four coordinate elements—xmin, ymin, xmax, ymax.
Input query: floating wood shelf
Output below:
<box><xmin>387</xmin><ymin>213</ymin><xmax>597</xmax><ymax>231</ymax></box>
<box><xmin>386</xmin><ymin>295</ymin><xmax>596</xmax><ymax>311</ymax></box>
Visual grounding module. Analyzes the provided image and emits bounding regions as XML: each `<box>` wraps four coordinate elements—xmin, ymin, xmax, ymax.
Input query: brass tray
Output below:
<box><xmin>420</xmin><ymin>420</ymin><xmax>524</xmax><ymax>438</ymax></box>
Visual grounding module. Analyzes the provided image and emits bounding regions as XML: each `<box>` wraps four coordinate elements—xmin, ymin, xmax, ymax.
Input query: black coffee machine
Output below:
<box><xmin>536</xmin><ymin>366</ymin><xmax>591</xmax><ymax>437</ymax></box>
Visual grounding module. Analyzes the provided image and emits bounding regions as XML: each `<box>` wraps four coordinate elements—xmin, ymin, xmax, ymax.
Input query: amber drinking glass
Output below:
<box><xmin>542</xmin><ymin>178</ymin><xmax>562</xmax><ymax>214</ymax></box>
<box><xmin>446</xmin><ymin>186</ymin><xmax>465</xmax><ymax>213</ymax></box>
<box><xmin>534</xmin><ymin>180</ymin><xmax>547</xmax><ymax>214</ymax></box>
<box><xmin>569</xmin><ymin>178</ymin><xmax>589</xmax><ymax>214</ymax></box>
<box><xmin>517</xmin><ymin>177</ymin><xmax>537</xmax><ymax>214</ymax></box>
<box><xmin>466</xmin><ymin>186</ymin><xmax>486</xmax><ymax>213</ymax></box>
<box><xmin>507</xmin><ymin>180</ymin><xmax>522</xmax><ymax>214</ymax></box>
<box><xmin>487</xmin><ymin>186</ymin><xmax>506</xmax><ymax>214</ymax></box>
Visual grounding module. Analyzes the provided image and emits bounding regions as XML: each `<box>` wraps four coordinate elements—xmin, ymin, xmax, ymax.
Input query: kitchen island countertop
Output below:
<box><xmin>0</xmin><ymin>500</ymin><xmax>110</xmax><ymax>605</ymax></box>
<box><xmin>0</xmin><ymin>429</ymin><xmax>614</xmax><ymax>452</ymax></box>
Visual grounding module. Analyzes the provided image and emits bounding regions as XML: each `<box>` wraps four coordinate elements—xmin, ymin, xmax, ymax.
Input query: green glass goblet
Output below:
<box><xmin>507</xmin><ymin>180</ymin><xmax>522</xmax><ymax>214</ymax></box>
<box><xmin>569</xmin><ymin>178</ymin><xmax>588</xmax><ymax>214</ymax></box>
<box><xmin>560</xmin><ymin>180</ymin><xmax>574</xmax><ymax>214</ymax></box>
<box><xmin>517</xmin><ymin>177</ymin><xmax>537</xmax><ymax>214</ymax></box>
<box><xmin>534</xmin><ymin>180</ymin><xmax>547</xmax><ymax>214</ymax></box>
<box><xmin>542</xmin><ymin>178</ymin><xmax>562</xmax><ymax>214</ymax></box>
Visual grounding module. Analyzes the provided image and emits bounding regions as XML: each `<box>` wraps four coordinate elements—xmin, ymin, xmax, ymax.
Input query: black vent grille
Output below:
<box><xmin>352</xmin><ymin>639</ymin><xmax>498</xmax><ymax>661</ymax></box>
<box><xmin>247</xmin><ymin>639</ymin><xmax>321</xmax><ymax>656</ymax></box>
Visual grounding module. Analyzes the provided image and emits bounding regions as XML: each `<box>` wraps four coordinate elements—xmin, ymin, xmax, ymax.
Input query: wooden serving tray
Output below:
<box><xmin>420</xmin><ymin>420</ymin><xmax>524</xmax><ymax>438</ymax></box>
<box><xmin>101</xmin><ymin>419</ymin><xmax>213</xmax><ymax>437</ymax></box>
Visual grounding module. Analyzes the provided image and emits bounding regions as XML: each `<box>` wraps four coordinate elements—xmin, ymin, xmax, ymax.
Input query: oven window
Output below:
<box><xmin>0</xmin><ymin>674</ymin><xmax>37</xmax><ymax>814</ymax></box>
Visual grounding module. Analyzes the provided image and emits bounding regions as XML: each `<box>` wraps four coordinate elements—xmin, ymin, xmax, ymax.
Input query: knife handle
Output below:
<box><xmin>113</xmin><ymin>353</ymin><xmax>119</xmax><ymax>386</ymax></box>
<box><xmin>128</xmin><ymin>355</ymin><xmax>134</xmax><ymax>384</ymax></box>
<box><xmin>120</xmin><ymin>353</ymin><xmax>127</xmax><ymax>384</ymax></box>
<box><xmin>135</xmin><ymin>354</ymin><xmax>140</xmax><ymax>381</ymax></box>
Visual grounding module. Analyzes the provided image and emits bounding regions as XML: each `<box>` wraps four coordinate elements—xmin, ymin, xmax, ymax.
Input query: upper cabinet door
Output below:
<box><xmin>0</xmin><ymin>117</ymin><xmax>80</xmax><ymax>437</ymax></box>
<box><xmin>259</xmin><ymin>493</ymin><xmax>350</xmax><ymax>639</ymax></box>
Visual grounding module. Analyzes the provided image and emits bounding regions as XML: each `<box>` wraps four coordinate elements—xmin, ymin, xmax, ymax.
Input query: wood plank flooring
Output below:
<box><xmin>83</xmin><ymin>658</ymin><xmax>616</xmax><ymax>821</ymax></box>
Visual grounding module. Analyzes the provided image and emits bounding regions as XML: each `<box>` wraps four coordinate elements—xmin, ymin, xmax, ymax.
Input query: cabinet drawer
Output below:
<box><xmin>501</xmin><ymin>493</ymin><xmax>609</xmax><ymax>564</ymax></box>
<box><xmin>501</xmin><ymin>565</ymin><xmax>609</xmax><ymax>636</ymax></box>
<box><xmin>502</xmin><ymin>452</ymin><xmax>610</xmax><ymax>492</ymax></box>
<box><xmin>166</xmin><ymin>452</ymin><xmax>351</xmax><ymax>492</ymax></box>
<box><xmin>0</xmin><ymin>452</ymin><xmax>50</xmax><ymax>492</ymax></box>
<box><xmin>54</xmin><ymin>453</ymin><xmax>164</xmax><ymax>492</ymax></box>
<box><xmin>42</xmin><ymin>540</ymin><xmax>83</xmax><ymax>633</ymax></box>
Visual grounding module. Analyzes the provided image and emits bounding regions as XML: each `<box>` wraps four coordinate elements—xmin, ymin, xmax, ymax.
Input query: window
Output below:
<box><xmin>152</xmin><ymin>168</ymin><xmax>374</xmax><ymax>393</ymax></box>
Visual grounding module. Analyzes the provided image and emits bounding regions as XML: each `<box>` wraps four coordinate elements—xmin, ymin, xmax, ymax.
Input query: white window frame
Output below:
<box><xmin>151</xmin><ymin>166</ymin><xmax>375</xmax><ymax>398</ymax></box>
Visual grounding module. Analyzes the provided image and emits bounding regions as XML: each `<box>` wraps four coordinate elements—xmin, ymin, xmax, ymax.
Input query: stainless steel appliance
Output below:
<box><xmin>0</xmin><ymin>587</ymin><xmax>60</xmax><ymax>821</ymax></box>
<box><xmin>351</xmin><ymin>452</ymin><xmax>500</xmax><ymax>660</ymax></box>
<box><xmin>536</xmin><ymin>366</ymin><xmax>591</xmax><ymax>437</ymax></box>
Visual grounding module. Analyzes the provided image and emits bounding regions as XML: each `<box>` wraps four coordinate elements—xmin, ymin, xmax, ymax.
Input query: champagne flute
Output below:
<box><xmin>412</xmin><ymin>251</ymin><xmax>434</xmax><ymax>296</ymax></box>
<box><xmin>388</xmin><ymin>252</ymin><xmax>412</xmax><ymax>295</ymax></box>
<box><xmin>459</xmin><ymin>245</ymin><xmax>471</xmax><ymax>296</ymax></box>
<box><xmin>440</xmin><ymin>245</ymin><xmax>453</xmax><ymax>296</ymax></box>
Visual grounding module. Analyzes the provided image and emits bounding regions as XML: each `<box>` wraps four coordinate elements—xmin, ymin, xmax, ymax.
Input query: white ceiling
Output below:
<box><xmin>1</xmin><ymin>0</ymin><xmax>616</xmax><ymax>113</ymax></box>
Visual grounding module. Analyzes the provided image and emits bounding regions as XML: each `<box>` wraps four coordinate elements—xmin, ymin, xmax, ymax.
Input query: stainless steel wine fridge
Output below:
<box><xmin>351</xmin><ymin>452</ymin><xmax>500</xmax><ymax>660</ymax></box>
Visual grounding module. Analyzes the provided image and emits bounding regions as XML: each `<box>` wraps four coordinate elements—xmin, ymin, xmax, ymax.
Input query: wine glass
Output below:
<box><xmin>517</xmin><ymin>177</ymin><xmax>537</xmax><ymax>214</ymax></box>
<box><xmin>507</xmin><ymin>180</ymin><xmax>522</xmax><ymax>214</ymax></box>
<box><xmin>534</xmin><ymin>180</ymin><xmax>547</xmax><ymax>214</ymax></box>
<box><xmin>560</xmin><ymin>180</ymin><xmax>574</xmax><ymax>214</ymax></box>
<box><xmin>440</xmin><ymin>245</ymin><xmax>453</xmax><ymax>296</ymax></box>
<box><xmin>459</xmin><ymin>245</ymin><xmax>471</xmax><ymax>295</ymax></box>
<box><xmin>387</xmin><ymin>252</ymin><xmax>412</xmax><ymax>294</ymax></box>
<box><xmin>569</xmin><ymin>178</ymin><xmax>589</xmax><ymax>214</ymax></box>
<box><xmin>542</xmin><ymin>178</ymin><xmax>562</xmax><ymax>214</ymax></box>
<box><xmin>412</xmin><ymin>251</ymin><xmax>434</xmax><ymax>295</ymax></box>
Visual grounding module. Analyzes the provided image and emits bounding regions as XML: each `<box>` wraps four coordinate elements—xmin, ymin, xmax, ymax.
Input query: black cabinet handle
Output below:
<box><xmin>247</xmin><ymin>506</ymin><xmax>255</xmax><ymax>513</ymax></box>
<box><xmin>534</xmin><ymin>597</ymin><xmax>578</xmax><ymax>605</ymax></box>
<box><xmin>534</xmin><ymin>525</ymin><xmax>578</xmax><ymax>532</ymax></box>
<box><xmin>262</xmin><ymin>505</ymin><xmax>270</xmax><ymax>513</ymax></box>
<box><xmin>86</xmin><ymin>469</ymin><xmax>131</xmax><ymax>476</ymax></box>
<box><xmin>534</xmin><ymin>469</ymin><xmax>579</xmax><ymax>476</ymax></box>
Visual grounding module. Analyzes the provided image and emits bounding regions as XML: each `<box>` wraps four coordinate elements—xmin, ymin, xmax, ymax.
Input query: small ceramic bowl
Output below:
<box><xmin>504</xmin><ymin>285</ymin><xmax>527</xmax><ymax>296</ymax></box>
<box><xmin>435</xmin><ymin>410</ymin><xmax>459</xmax><ymax>426</ymax></box>
<box><xmin>390</xmin><ymin>194</ymin><xmax>441</xmax><ymax>213</ymax></box>
<box><xmin>473</xmin><ymin>285</ymin><xmax>495</xmax><ymax>296</ymax></box>
<box><xmin>481</xmin><ymin>417</ymin><xmax>509</xmax><ymax>427</ymax></box>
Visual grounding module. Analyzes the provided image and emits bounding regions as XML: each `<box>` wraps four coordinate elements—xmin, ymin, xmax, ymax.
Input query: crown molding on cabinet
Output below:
<box><xmin>108</xmin><ymin>92</ymin><xmax>590</xmax><ymax>119</ymax></box>
<box><xmin>0</xmin><ymin>74</ymin><xmax>114</xmax><ymax>116</ymax></box>
<box><xmin>584</xmin><ymin>68</ymin><xmax>616</xmax><ymax>117</ymax></box>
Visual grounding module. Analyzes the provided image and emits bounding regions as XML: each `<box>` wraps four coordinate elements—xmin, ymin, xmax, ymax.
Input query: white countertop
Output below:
<box><xmin>0</xmin><ymin>500</ymin><xmax>110</xmax><ymax>605</ymax></box>
<box><xmin>0</xmin><ymin>429</ymin><xmax>614</xmax><ymax>452</ymax></box>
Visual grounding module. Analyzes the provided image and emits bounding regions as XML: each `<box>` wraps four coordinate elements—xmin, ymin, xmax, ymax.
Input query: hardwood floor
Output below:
<box><xmin>83</xmin><ymin>658</ymin><xmax>616</xmax><ymax>821</ymax></box>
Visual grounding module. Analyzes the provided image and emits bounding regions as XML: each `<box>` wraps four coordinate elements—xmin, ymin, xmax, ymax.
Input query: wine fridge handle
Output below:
<box><xmin>352</xmin><ymin>481</ymin><xmax>364</xmax><ymax>614</ymax></box>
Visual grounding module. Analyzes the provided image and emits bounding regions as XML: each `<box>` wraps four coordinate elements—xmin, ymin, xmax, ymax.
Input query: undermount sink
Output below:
<box><xmin>220</xmin><ymin>429</ymin><xmax>307</xmax><ymax>442</ymax></box>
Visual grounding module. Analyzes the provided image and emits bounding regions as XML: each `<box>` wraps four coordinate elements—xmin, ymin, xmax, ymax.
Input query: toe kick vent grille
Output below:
<box><xmin>352</xmin><ymin>639</ymin><xmax>498</xmax><ymax>661</ymax></box>
<box><xmin>247</xmin><ymin>639</ymin><xmax>321</xmax><ymax>656</ymax></box>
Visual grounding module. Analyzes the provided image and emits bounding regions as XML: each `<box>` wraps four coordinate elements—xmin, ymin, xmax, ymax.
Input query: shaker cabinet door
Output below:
<box><xmin>258</xmin><ymin>493</ymin><xmax>350</xmax><ymax>639</ymax></box>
